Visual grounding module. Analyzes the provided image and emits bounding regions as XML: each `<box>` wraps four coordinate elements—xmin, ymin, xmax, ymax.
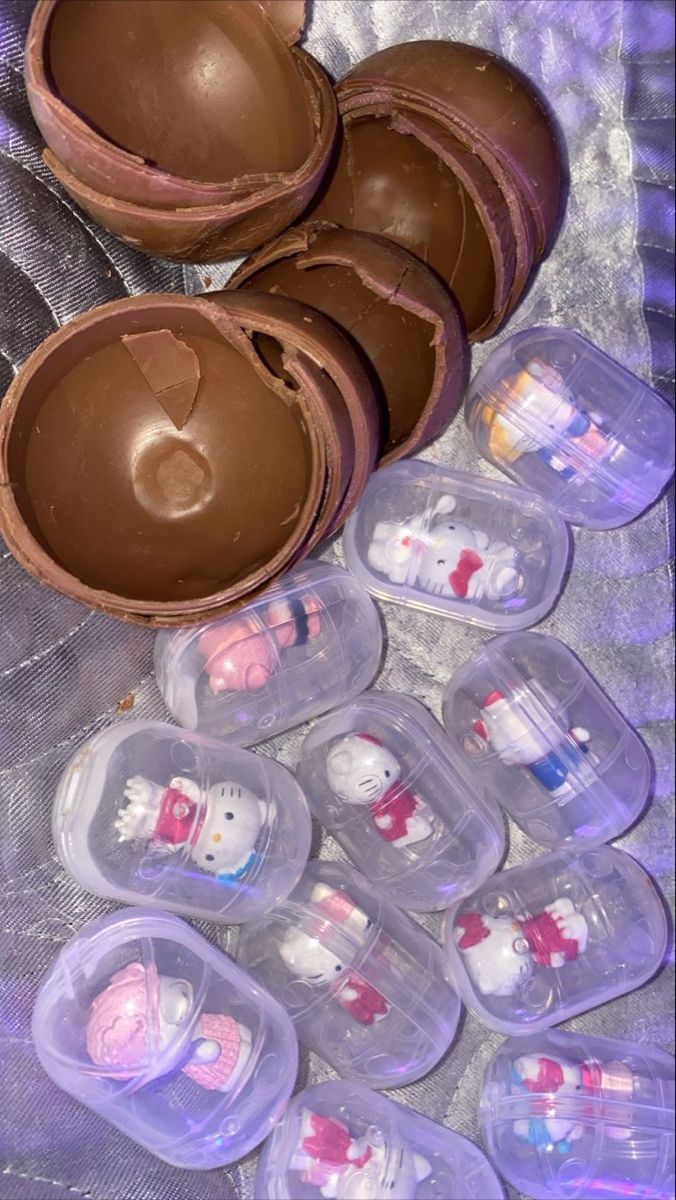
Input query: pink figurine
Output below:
<box><xmin>279</xmin><ymin>884</ymin><xmax>390</xmax><ymax>1026</ymax></box>
<box><xmin>198</xmin><ymin>595</ymin><xmax>323</xmax><ymax>693</ymax></box>
<box><xmin>454</xmin><ymin>899</ymin><xmax>589</xmax><ymax>997</ymax></box>
<box><xmin>86</xmin><ymin>962</ymin><xmax>252</xmax><ymax>1092</ymax></box>
<box><xmin>325</xmin><ymin>734</ymin><xmax>434</xmax><ymax>849</ymax></box>
<box><xmin>114</xmin><ymin>774</ymin><xmax>267</xmax><ymax>883</ymax></box>
<box><xmin>290</xmin><ymin>1108</ymin><xmax>431</xmax><ymax>1199</ymax></box>
<box><xmin>512</xmin><ymin>1052</ymin><xmax>634</xmax><ymax>1151</ymax></box>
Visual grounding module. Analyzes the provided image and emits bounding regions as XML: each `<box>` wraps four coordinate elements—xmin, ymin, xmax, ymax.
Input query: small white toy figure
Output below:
<box><xmin>325</xmin><ymin>734</ymin><xmax>433</xmax><ymax>849</ymax></box>
<box><xmin>279</xmin><ymin>884</ymin><xmax>390</xmax><ymax>1025</ymax></box>
<box><xmin>291</xmin><ymin>1108</ymin><xmax>431</xmax><ymax>1199</ymax></box>
<box><xmin>472</xmin><ymin>686</ymin><xmax>592</xmax><ymax>799</ymax></box>
<box><xmin>511</xmin><ymin>1052</ymin><xmax>634</xmax><ymax>1153</ymax></box>
<box><xmin>115</xmin><ymin>775</ymin><xmax>267</xmax><ymax>883</ymax></box>
<box><xmin>86</xmin><ymin>961</ymin><xmax>252</xmax><ymax>1092</ymax></box>
<box><xmin>368</xmin><ymin>495</ymin><xmax>520</xmax><ymax>603</ymax></box>
<box><xmin>454</xmin><ymin>899</ymin><xmax>589</xmax><ymax>998</ymax></box>
<box><xmin>481</xmin><ymin>357</ymin><xmax>609</xmax><ymax>477</ymax></box>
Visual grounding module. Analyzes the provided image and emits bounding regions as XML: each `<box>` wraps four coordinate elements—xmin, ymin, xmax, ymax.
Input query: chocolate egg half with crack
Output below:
<box><xmin>310</xmin><ymin>40</ymin><xmax>564</xmax><ymax>340</ymax></box>
<box><xmin>0</xmin><ymin>293</ymin><xmax>380</xmax><ymax>625</ymax></box>
<box><xmin>229</xmin><ymin>223</ymin><xmax>469</xmax><ymax>463</ymax></box>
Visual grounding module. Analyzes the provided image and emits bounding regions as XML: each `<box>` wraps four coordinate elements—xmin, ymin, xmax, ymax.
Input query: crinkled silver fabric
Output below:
<box><xmin>0</xmin><ymin>2</ymin><xmax>673</xmax><ymax>1198</ymax></box>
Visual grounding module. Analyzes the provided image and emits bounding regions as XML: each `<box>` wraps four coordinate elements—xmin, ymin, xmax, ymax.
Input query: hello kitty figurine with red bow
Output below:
<box><xmin>511</xmin><ymin>1051</ymin><xmax>634</xmax><ymax>1151</ymax></box>
<box><xmin>290</xmin><ymin>1108</ymin><xmax>431</xmax><ymax>1199</ymax></box>
<box><xmin>325</xmin><ymin>734</ymin><xmax>433</xmax><ymax>849</ymax></box>
<box><xmin>367</xmin><ymin>494</ymin><xmax>520</xmax><ymax>604</ymax></box>
<box><xmin>453</xmin><ymin>898</ymin><xmax>589</xmax><ymax>998</ymax></box>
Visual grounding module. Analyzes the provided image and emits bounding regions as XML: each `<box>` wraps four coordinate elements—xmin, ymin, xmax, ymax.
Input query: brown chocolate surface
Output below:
<box><xmin>47</xmin><ymin>0</ymin><xmax>314</xmax><ymax>183</ymax></box>
<box><xmin>336</xmin><ymin>40</ymin><xmax>564</xmax><ymax>256</ymax></box>
<box><xmin>229</xmin><ymin>224</ymin><xmax>468</xmax><ymax>462</ymax></box>
<box><xmin>310</xmin><ymin>117</ymin><xmax>496</xmax><ymax>335</ymax></box>
<box><xmin>16</xmin><ymin>323</ymin><xmax>312</xmax><ymax>602</ymax></box>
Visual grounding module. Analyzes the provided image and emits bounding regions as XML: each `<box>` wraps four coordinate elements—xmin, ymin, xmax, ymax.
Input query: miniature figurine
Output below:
<box><xmin>481</xmin><ymin>357</ymin><xmax>608</xmax><ymax>477</ymax></box>
<box><xmin>472</xmin><ymin>686</ymin><xmax>592</xmax><ymax>799</ymax></box>
<box><xmin>325</xmin><ymin>734</ymin><xmax>434</xmax><ymax>848</ymax></box>
<box><xmin>290</xmin><ymin>1108</ymin><xmax>431</xmax><ymax>1199</ymax></box>
<box><xmin>279</xmin><ymin>884</ymin><xmax>390</xmax><ymax>1025</ymax></box>
<box><xmin>198</xmin><ymin>594</ymin><xmax>323</xmax><ymax>692</ymax></box>
<box><xmin>86</xmin><ymin>961</ymin><xmax>252</xmax><ymax>1092</ymax></box>
<box><xmin>368</xmin><ymin>495</ymin><xmax>520</xmax><ymax>602</ymax></box>
<box><xmin>114</xmin><ymin>774</ymin><xmax>267</xmax><ymax>883</ymax></box>
<box><xmin>511</xmin><ymin>1052</ymin><xmax>634</xmax><ymax>1152</ymax></box>
<box><xmin>454</xmin><ymin>898</ymin><xmax>589</xmax><ymax>997</ymax></box>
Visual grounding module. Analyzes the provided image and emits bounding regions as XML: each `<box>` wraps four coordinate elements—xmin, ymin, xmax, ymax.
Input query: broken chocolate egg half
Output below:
<box><xmin>310</xmin><ymin>39</ymin><xmax>564</xmax><ymax>340</ymax></box>
<box><xmin>25</xmin><ymin>0</ymin><xmax>337</xmax><ymax>259</ymax></box>
<box><xmin>0</xmin><ymin>292</ymin><xmax>380</xmax><ymax>625</ymax></box>
<box><xmin>229</xmin><ymin>222</ymin><xmax>469</xmax><ymax>463</ymax></box>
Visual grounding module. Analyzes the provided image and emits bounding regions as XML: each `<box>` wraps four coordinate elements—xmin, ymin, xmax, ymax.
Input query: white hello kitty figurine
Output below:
<box><xmin>325</xmin><ymin>734</ymin><xmax>433</xmax><ymax>849</ymax></box>
<box><xmin>279</xmin><ymin>884</ymin><xmax>390</xmax><ymax>1025</ymax></box>
<box><xmin>114</xmin><ymin>775</ymin><xmax>267</xmax><ymax>882</ymax></box>
<box><xmin>512</xmin><ymin>1052</ymin><xmax>634</xmax><ymax>1151</ymax></box>
<box><xmin>290</xmin><ymin>1108</ymin><xmax>431</xmax><ymax>1199</ymax></box>
<box><xmin>473</xmin><ymin>685</ymin><xmax>592</xmax><ymax>799</ymax></box>
<box><xmin>86</xmin><ymin>962</ymin><xmax>252</xmax><ymax>1093</ymax></box>
<box><xmin>368</xmin><ymin>495</ymin><xmax>520</xmax><ymax>603</ymax></box>
<box><xmin>454</xmin><ymin>898</ymin><xmax>589</xmax><ymax>997</ymax></box>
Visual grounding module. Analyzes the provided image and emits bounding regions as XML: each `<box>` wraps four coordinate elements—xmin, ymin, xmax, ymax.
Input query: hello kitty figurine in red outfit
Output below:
<box><xmin>115</xmin><ymin>775</ymin><xmax>267</xmax><ymax>883</ymax></box>
<box><xmin>279</xmin><ymin>884</ymin><xmax>390</xmax><ymax>1026</ymax></box>
<box><xmin>454</xmin><ymin>899</ymin><xmax>589</xmax><ymax>997</ymax></box>
<box><xmin>325</xmin><ymin>734</ymin><xmax>433</xmax><ymax>849</ymax></box>
<box><xmin>290</xmin><ymin>1108</ymin><xmax>431</xmax><ymax>1199</ymax></box>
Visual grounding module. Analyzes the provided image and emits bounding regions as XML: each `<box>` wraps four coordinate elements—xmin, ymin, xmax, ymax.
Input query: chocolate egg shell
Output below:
<box><xmin>0</xmin><ymin>292</ymin><xmax>380</xmax><ymax>625</ymax></box>
<box><xmin>338</xmin><ymin>40</ymin><xmax>563</xmax><ymax>255</ymax></box>
<box><xmin>229</xmin><ymin>222</ymin><xmax>469</xmax><ymax>463</ymax></box>
<box><xmin>310</xmin><ymin>40</ymin><xmax>563</xmax><ymax>339</ymax></box>
<box><xmin>25</xmin><ymin>1</ymin><xmax>338</xmax><ymax>258</ymax></box>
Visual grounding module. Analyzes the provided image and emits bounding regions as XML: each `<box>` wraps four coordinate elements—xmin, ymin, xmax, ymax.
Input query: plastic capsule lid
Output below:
<box><xmin>468</xmin><ymin>327</ymin><xmax>675</xmax><ymax>510</ymax></box>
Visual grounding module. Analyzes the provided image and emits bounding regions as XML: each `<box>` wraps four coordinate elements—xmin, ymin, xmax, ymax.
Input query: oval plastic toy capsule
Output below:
<box><xmin>443</xmin><ymin>845</ymin><xmax>667</xmax><ymax>1036</ymax></box>
<box><xmin>296</xmin><ymin>690</ymin><xmax>505</xmax><ymax>912</ymax></box>
<box><xmin>441</xmin><ymin>631</ymin><xmax>651</xmax><ymax>850</ymax></box>
<box><xmin>481</xmin><ymin>1030</ymin><xmax>675</xmax><ymax>1200</ymax></box>
<box><xmin>154</xmin><ymin>561</ymin><xmax>383</xmax><ymax>746</ymax></box>
<box><xmin>465</xmin><ymin>326</ymin><xmax>675</xmax><ymax>529</ymax></box>
<box><xmin>255</xmin><ymin>1078</ymin><xmax>504</xmax><ymax>1199</ymax></box>
<box><xmin>53</xmin><ymin>719</ymin><xmax>311</xmax><ymax>923</ymax></box>
<box><xmin>237</xmin><ymin>859</ymin><xmax>461</xmax><ymax>1088</ymax></box>
<box><xmin>342</xmin><ymin>459</ymin><xmax>569</xmax><ymax>630</ymax></box>
<box><xmin>31</xmin><ymin>907</ymin><xmax>298</xmax><ymax>1168</ymax></box>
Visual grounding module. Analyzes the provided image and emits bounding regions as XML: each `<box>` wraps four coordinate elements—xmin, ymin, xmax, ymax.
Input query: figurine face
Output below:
<box><xmin>189</xmin><ymin>783</ymin><xmax>266</xmax><ymax>878</ymax></box>
<box><xmin>326</xmin><ymin>736</ymin><xmax>401</xmax><ymax>806</ymax></box>
<box><xmin>198</xmin><ymin>618</ymin><xmax>276</xmax><ymax>693</ymax></box>
<box><xmin>279</xmin><ymin>928</ymin><xmax>348</xmax><ymax>986</ymax></box>
<box><xmin>456</xmin><ymin>914</ymin><xmax>532</xmax><ymax>998</ymax></box>
<box><xmin>86</xmin><ymin>963</ymin><xmax>194</xmax><ymax>1074</ymax></box>
<box><xmin>417</xmin><ymin>521</ymin><xmax>489</xmax><ymax>597</ymax></box>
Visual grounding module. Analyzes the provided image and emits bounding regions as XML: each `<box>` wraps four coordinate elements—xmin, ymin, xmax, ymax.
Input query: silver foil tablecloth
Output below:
<box><xmin>0</xmin><ymin>2</ymin><xmax>673</xmax><ymax>1198</ymax></box>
